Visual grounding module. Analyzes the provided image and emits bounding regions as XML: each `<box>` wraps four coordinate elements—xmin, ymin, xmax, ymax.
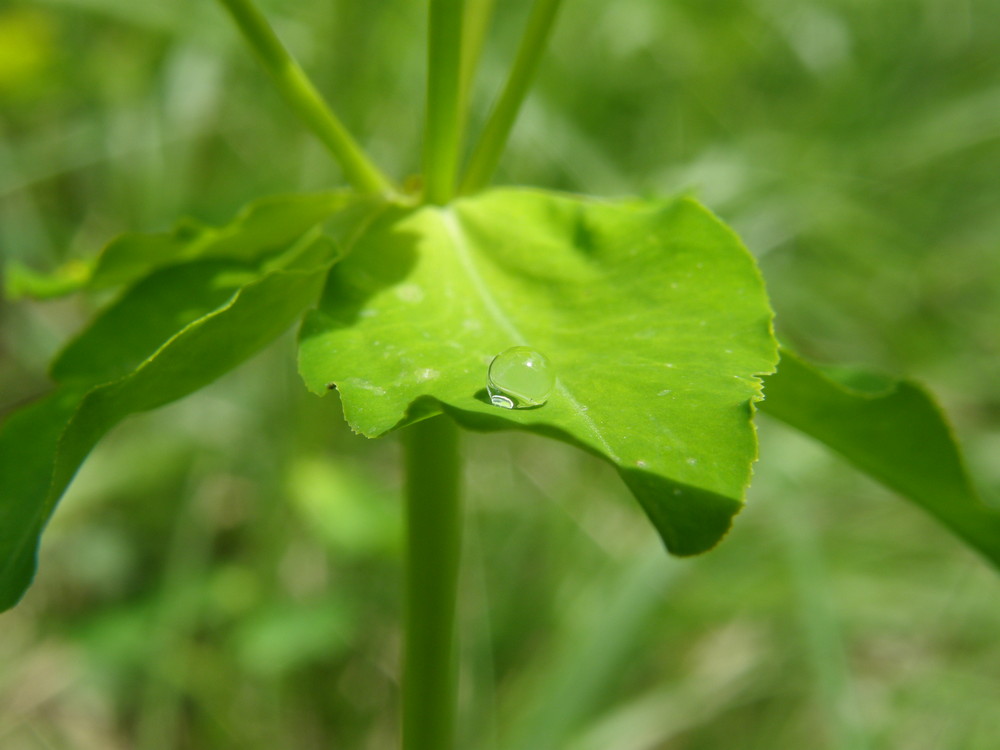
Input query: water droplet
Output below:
<box><xmin>487</xmin><ymin>346</ymin><xmax>555</xmax><ymax>409</ymax></box>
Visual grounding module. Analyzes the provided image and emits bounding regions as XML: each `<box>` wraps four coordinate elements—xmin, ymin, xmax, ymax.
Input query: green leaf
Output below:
<box><xmin>0</xmin><ymin>391</ymin><xmax>87</xmax><ymax>609</ymax></box>
<box><xmin>760</xmin><ymin>348</ymin><xmax>1000</xmax><ymax>569</ymax></box>
<box><xmin>50</xmin><ymin>260</ymin><xmax>261</xmax><ymax>386</ymax></box>
<box><xmin>0</xmin><ymin>237</ymin><xmax>335</xmax><ymax>611</ymax></box>
<box><xmin>299</xmin><ymin>188</ymin><xmax>778</xmax><ymax>555</ymax></box>
<box><xmin>5</xmin><ymin>192</ymin><xmax>351</xmax><ymax>299</ymax></box>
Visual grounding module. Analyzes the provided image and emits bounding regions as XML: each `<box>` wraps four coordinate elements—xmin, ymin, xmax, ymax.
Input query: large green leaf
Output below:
<box><xmin>5</xmin><ymin>192</ymin><xmax>351</xmax><ymax>299</ymax></box>
<box><xmin>760</xmin><ymin>348</ymin><xmax>1000</xmax><ymax>568</ymax></box>
<box><xmin>0</xmin><ymin>237</ymin><xmax>336</xmax><ymax>611</ymax></box>
<box><xmin>299</xmin><ymin>188</ymin><xmax>778</xmax><ymax>555</ymax></box>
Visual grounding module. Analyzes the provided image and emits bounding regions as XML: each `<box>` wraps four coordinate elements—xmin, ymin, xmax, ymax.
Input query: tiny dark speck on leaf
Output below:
<box><xmin>326</xmin><ymin>382</ymin><xmax>337</xmax><ymax>390</ymax></box>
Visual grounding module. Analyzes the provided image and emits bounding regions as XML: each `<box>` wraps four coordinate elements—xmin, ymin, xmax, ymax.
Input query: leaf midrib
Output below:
<box><xmin>438</xmin><ymin>207</ymin><xmax>621</xmax><ymax>462</ymax></box>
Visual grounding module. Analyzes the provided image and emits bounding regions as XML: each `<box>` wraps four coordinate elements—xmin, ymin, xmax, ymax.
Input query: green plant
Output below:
<box><xmin>2</xmin><ymin>1</ymin><xmax>998</xmax><ymax>749</ymax></box>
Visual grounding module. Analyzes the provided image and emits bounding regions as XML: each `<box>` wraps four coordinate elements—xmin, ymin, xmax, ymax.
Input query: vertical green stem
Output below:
<box><xmin>458</xmin><ymin>0</ymin><xmax>498</xmax><ymax>132</ymax></box>
<box><xmin>403</xmin><ymin>415</ymin><xmax>463</xmax><ymax>750</ymax></box>
<box><xmin>215</xmin><ymin>0</ymin><xmax>394</xmax><ymax>195</ymax></box>
<box><xmin>460</xmin><ymin>0</ymin><xmax>564</xmax><ymax>194</ymax></box>
<box><xmin>424</xmin><ymin>0</ymin><xmax>466</xmax><ymax>205</ymax></box>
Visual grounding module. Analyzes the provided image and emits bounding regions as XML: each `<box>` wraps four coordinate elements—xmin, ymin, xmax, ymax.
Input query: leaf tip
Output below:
<box><xmin>619</xmin><ymin>468</ymin><xmax>744</xmax><ymax>557</ymax></box>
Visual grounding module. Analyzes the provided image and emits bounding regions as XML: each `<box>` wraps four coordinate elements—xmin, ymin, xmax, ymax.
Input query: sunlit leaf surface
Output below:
<box><xmin>299</xmin><ymin>188</ymin><xmax>778</xmax><ymax>555</ymax></box>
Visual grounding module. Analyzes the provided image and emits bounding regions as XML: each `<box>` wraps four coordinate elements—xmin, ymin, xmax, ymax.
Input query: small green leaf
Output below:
<box><xmin>0</xmin><ymin>238</ymin><xmax>335</xmax><ymax>611</ymax></box>
<box><xmin>299</xmin><ymin>188</ymin><xmax>778</xmax><ymax>555</ymax></box>
<box><xmin>760</xmin><ymin>348</ymin><xmax>1000</xmax><ymax>569</ymax></box>
<box><xmin>5</xmin><ymin>192</ymin><xmax>351</xmax><ymax>299</ymax></box>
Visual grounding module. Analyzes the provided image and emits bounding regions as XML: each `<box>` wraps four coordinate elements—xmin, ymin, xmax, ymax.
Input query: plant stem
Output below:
<box><xmin>424</xmin><ymin>0</ymin><xmax>466</xmax><ymax>205</ymax></box>
<box><xmin>403</xmin><ymin>415</ymin><xmax>463</xmax><ymax>750</ymax></box>
<box><xmin>458</xmin><ymin>0</ymin><xmax>497</xmax><ymax>133</ymax></box>
<box><xmin>215</xmin><ymin>0</ymin><xmax>394</xmax><ymax>195</ymax></box>
<box><xmin>460</xmin><ymin>0</ymin><xmax>564</xmax><ymax>195</ymax></box>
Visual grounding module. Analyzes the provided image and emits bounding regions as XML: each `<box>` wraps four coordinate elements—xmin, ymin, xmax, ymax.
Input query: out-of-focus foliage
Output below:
<box><xmin>1</xmin><ymin>0</ymin><xmax>998</xmax><ymax>748</ymax></box>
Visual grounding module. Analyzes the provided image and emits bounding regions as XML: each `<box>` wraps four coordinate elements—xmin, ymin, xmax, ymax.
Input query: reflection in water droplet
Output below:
<box><xmin>487</xmin><ymin>346</ymin><xmax>555</xmax><ymax>409</ymax></box>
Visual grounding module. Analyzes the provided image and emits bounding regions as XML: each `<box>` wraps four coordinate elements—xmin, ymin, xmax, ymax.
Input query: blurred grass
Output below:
<box><xmin>1</xmin><ymin>0</ymin><xmax>999</xmax><ymax>747</ymax></box>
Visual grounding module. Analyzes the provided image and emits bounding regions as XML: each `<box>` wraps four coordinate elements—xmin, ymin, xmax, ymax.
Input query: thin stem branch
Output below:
<box><xmin>215</xmin><ymin>0</ymin><xmax>394</xmax><ymax>195</ymax></box>
<box><xmin>402</xmin><ymin>415</ymin><xmax>463</xmax><ymax>750</ymax></box>
<box><xmin>460</xmin><ymin>0</ymin><xmax>564</xmax><ymax>195</ymax></box>
<box><xmin>424</xmin><ymin>0</ymin><xmax>466</xmax><ymax>205</ymax></box>
<box><xmin>457</xmin><ymin>0</ymin><xmax>497</xmax><ymax>135</ymax></box>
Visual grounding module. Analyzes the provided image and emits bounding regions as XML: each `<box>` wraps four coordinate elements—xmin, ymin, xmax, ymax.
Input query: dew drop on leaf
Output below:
<box><xmin>487</xmin><ymin>346</ymin><xmax>555</xmax><ymax>409</ymax></box>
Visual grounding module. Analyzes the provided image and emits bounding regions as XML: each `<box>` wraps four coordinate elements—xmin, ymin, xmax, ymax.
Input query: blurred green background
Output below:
<box><xmin>2</xmin><ymin>0</ymin><xmax>999</xmax><ymax>747</ymax></box>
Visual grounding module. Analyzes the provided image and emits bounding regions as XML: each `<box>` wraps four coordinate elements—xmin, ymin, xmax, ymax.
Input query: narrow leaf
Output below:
<box><xmin>51</xmin><ymin>260</ymin><xmax>261</xmax><ymax>386</ymax></box>
<box><xmin>299</xmin><ymin>188</ymin><xmax>778</xmax><ymax>555</ymax></box>
<box><xmin>760</xmin><ymin>348</ymin><xmax>1000</xmax><ymax>569</ymax></box>
<box><xmin>0</xmin><ymin>239</ymin><xmax>335</xmax><ymax>611</ymax></box>
<box><xmin>6</xmin><ymin>192</ymin><xmax>350</xmax><ymax>299</ymax></box>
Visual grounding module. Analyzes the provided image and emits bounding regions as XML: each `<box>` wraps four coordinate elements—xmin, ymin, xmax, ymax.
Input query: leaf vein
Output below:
<box><xmin>439</xmin><ymin>208</ymin><xmax>621</xmax><ymax>462</ymax></box>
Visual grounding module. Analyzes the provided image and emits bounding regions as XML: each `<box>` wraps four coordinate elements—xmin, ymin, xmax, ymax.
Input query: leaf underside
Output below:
<box><xmin>299</xmin><ymin>188</ymin><xmax>779</xmax><ymax>556</ymax></box>
<box><xmin>760</xmin><ymin>348</ymin><xmax>1000</xmax><ymax>570</ymax></box>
